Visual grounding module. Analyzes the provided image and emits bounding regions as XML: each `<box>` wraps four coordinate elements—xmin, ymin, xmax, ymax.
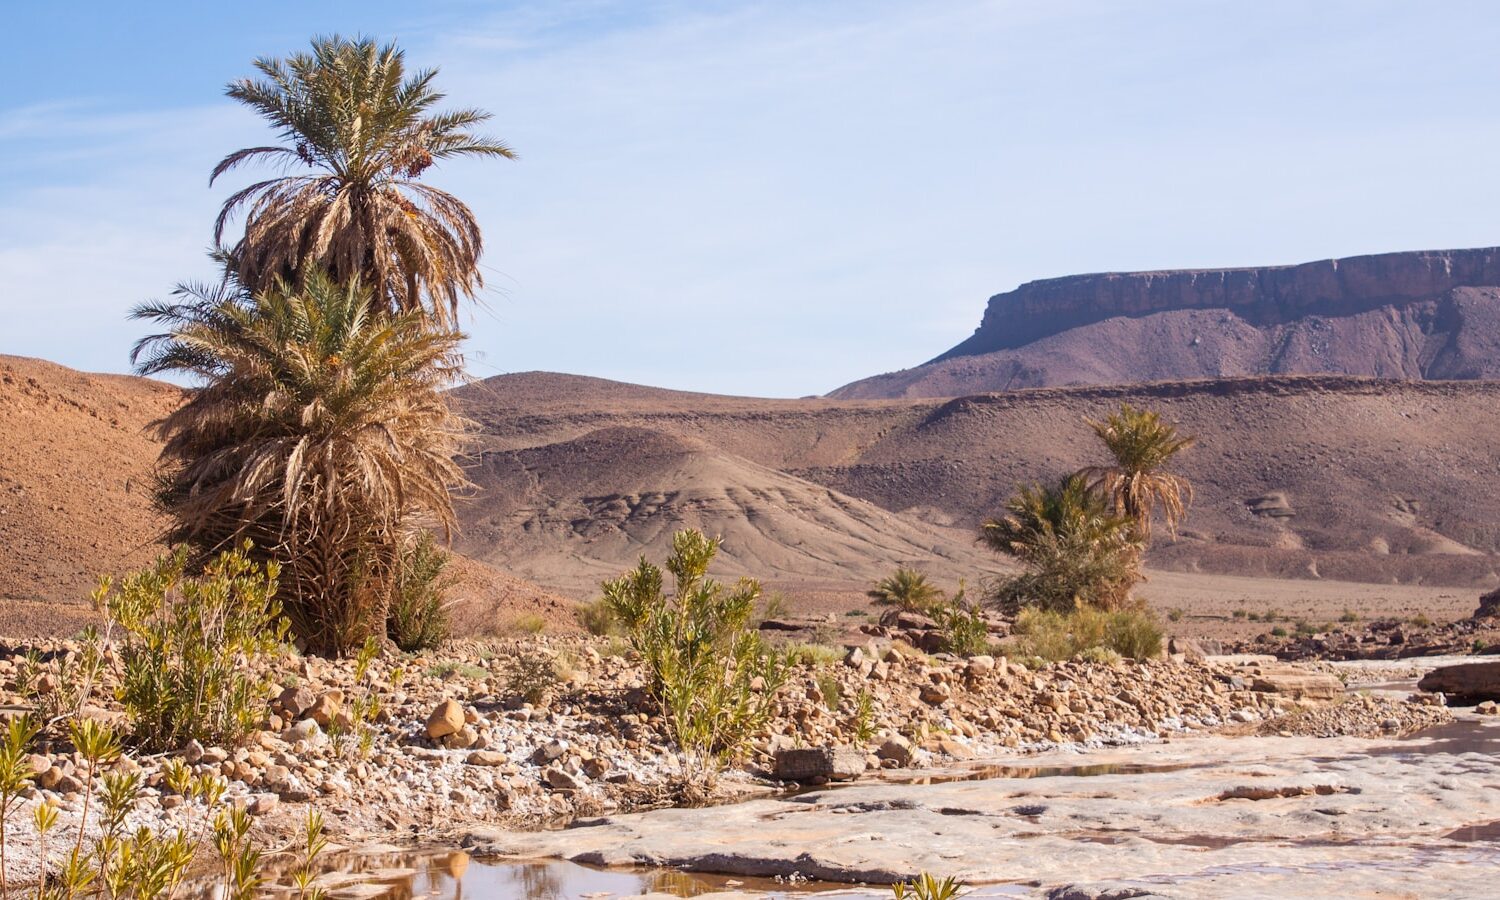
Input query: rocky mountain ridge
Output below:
<box><xmin>833</xmin><ymin>246</ymin><xmax>1500</xmax><ymax>398</ymax></box>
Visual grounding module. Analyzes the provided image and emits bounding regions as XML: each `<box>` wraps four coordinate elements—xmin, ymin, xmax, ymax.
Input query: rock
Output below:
<box><xmin>248</xmin><ymin>793</ymin><xmax>279</xmax><ymax>816</ymax></box>
<box><xmin>182</xmin><ymin>740</ymin><xmax>205</xmax><ymax>763</ymax></box>
<box><xmin>530</xmin><ymin>740</ymin><xmax>568</xmax><ymax>764</ymax></box>
<box><xmin>920</xmin><ymin>684</ymin><xmax>951</xmax><ymax>705</ymax></box>
<box><xmin>877</xmin><ymin>735</ymin><xmax>915</xmax><ymax>767</ymax></box>
<box><xmin>1167</xmin><ymin>637</ymin><xmax>1206</xmax><ymax>662</ymax></box>
<box><xmin>284</xmin><ymin>719</ymin><xmax>322</xmax><ymax>743</ymax></box>
<box><xmin>426</xmin><ymin>699</ymin><xmax>466</xmax><ymax>740</ymax></box>
<box><xmin>967</xmin><ymin>655</ymin><xmax>996</xmax><ymax>676</ymax></box>
<box><xmin>1419</xmin><ymin>661</ymin><xmax>1500</xmax><ymax>704</ymax></box>
<box><xmin>1250</xmin><ymin>671</ymin><xmax>1344</xmax><ymax>701</ymax></box>
<box><xmin>772</xmin><ymin>747</ymin><xmax>866</xmax><ymax>782</ymax></box>
<box><xmin>1048</xmin><ymin>885</ymin><xmax>1161</xmax><ymax>900</ymax></box>
<box><xmin>1475</xmin><ymin>587</ymin><xmax>1500</xmax><ymax>620</ymax></box>
<box><xmin>276</xmin><ymin>685</ymin><xmax>316</xmax><ymax>719</ymax></box>
<box><xmin>1478</xmin><ymin>701</ymin><xmax>1500</xmax><ymax>715</ymax></box>
<box><xmin>543</xmin><ymin>767</ymin><xmax>584</xmax><ymax>792</ymax></box>
<box><xmin>934</xmin><ymin>737</ymin><xmax>974</xmax><ymax>760</ymax></box>
<box><xmin>200</xmin><ymin>746</ymin><xmax>229</xmax><ymax>765</ymax></box>
<box><xmin>466</xmin><ymin>751</ymin><xmax>509</xmax><ymax>767</ymax></box>
<box><xmin>442</xmin><ymin>726</ymin><xmax>479</xmax><ymax>750</ymax></box>
<box><xmin>307</xmin><ymin>691</ymin><xmax>343</xmax><ymax>728</ymax></box>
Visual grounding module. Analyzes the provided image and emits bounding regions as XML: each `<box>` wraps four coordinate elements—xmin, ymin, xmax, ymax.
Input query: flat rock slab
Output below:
<box><xmin>1419</xmin><ymin>660</ymin><xmax>1500</xmax><ymax>704</ymax></box>
<box><xmin>462</xmin><ymin>719</ymin><xmax>1500</xmax><ymax>899</ymax></box>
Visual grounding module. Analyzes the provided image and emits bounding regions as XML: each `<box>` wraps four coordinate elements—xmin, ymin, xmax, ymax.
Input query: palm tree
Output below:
<box><xmin>212</xmin><ymin>35</ymin><xmax>515</xmax><ymax>329</ymax></box>
<box><xmin>867</xmin><ymin>567</ymin><xmax>946</xmax><ymax>613</ymax></box>
<box><xmin>980</xmin><ymin>475</ymin><xmax>1143</xmax><ymax>612</ymax></box>
<box><xmin>1078</xmin><ymin>403</ymin><xmax>1196</xmax><ymax>540</ymax></box>
<box><xmin>130</xmin><ymin>271</ymin><xmax>469</xmax><ymax>655</ymax></box>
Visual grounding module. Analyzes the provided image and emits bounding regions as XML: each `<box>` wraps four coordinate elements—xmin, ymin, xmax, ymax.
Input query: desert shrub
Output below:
<box><xmin>981</xmin><ymin>476</ymin><xmax>1143</xmax><ymax>614</ymax></box>
<box><xmin>1270</xmin><ymin>625</ymin><xmax>1288</xmax><ymax>637</ymax></box>
<box><xmin>867</xmin><ymin>567</ymin><xmax>945</xmax><ymax>613</ymax></box>
<box><xmin>387</xmin><ymin>532</ymin><xmax>456</xmax><ymax>651</ymax></box>
<box><xmin>602</xmin><ymin>530</ymin><xmax>790</xmax><ymax>782</ymax></box>
<box><xmin>1079</xmin><ymin>645</ymin><xmax>1123</xmax><ymax>666</ymax></box>
<box><xmin>510</xmin><ymin>648</ymin><xmax>560</xmax><ymax>706</ymax></box>
<box><xmin>1339</xmin><ymin>609</ymin><xmax>1359</xmax><ymax>623</ymax></box>
<box><xmin>816</xmin><ymin>673</ymin><xmax>843</xmax><ymax>711</ymax></box>
<box><xmin>849</xmin><ymin>689</ymin><xmax>876</xmax><ymax>744</ymax></box>
<box><xmin>1411</xmin><ymin>613</ymin><xmax>1433</xmax><ymax>628</ymax></box>
<box><xmin>1232</xmin><ymin>608</ymin><xmax>1248</xmax><ymax>620</ymax></box>
<box><xmin>1012</xmin><ymin>606</ymin><xmax>1163</xmax><ymax>662</ymax></box>
<box><xmin>785</xmin><ymin>642</ymin><xmax>844</xmax><ymax>667</ymax></box>
<box><xmin>576</xmin><ymin>597</ymin><xmax>619</xmax><ymax>636</ymax></box>
<box><xmin>100</xmin><ymin>544</ymin><xmax>289</xmax><ymax>751</ymax></box>
<box><xmin>931</xmin><ymin>585</ymin><xmax>990</xmax><ymax>657</ymax></box>
<box><xmin>506</xmin><ymin>613</ymin><xmax>548</xmax><ymax>635</ymax></box>
<box><xmin>1167</xmin><ymin>607</ymin><xmax>1185</xmax><ymax>623</ymax></box>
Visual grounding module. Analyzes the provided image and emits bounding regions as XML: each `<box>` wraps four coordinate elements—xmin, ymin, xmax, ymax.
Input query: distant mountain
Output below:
<box><xmin>831</xmin><ymin>247</ymin><xmax>1500</xmax><ymax>399</ymax></box>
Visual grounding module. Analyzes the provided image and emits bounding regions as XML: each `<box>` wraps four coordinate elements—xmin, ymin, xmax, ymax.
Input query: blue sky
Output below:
<box><xmin>3</xmin><ymin>1</ymin><xmax>1499</xmax><ymax>396</ymax></box>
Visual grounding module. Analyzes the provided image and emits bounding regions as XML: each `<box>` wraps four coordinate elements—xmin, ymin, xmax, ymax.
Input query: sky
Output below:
<box><xmin>3</xmin><ymin>0</ymin><xmax>1500</xmax><ymax>397</ymax></box>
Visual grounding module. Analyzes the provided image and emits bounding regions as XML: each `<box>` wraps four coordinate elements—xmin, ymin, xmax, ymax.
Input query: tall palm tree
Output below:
<box><xmin>867</xmin><ymin>567</ymin><xmax>946</xmax><ymax>613</ymax></box>
<box><xmin>1078</xmin><ymin>403</ymin><xmax>1196</xmax><ymax>540</ymax></box>
<box><xmin>130</xmin><ymin>271</ymin><xmax>470</xmax><ymax>655</ymax></box>
<box><xmin>980</xmin><ymin>475</ymin><xmax>1143</xmax><ymax>612</ymax></box>
<box><xmin>212</xmin><ymin>35</ymin><xmax>515</xmax><ymax>329</ymax></box>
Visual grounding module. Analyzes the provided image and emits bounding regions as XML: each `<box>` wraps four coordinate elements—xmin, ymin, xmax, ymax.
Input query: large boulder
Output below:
<box><xmin>1475</xmin><ymin>588</ymin><xmax>1500</xmax><ymax>620</ymax></box>
<box><xmin>1418</xmin><ymin>661</ymin><xmax>1500</xmax><ymax>705</ymax></box>
<box><xmin>772</xmin><ymin>747</ymin><xmax>866</xmax><ymax>782</ymax></box>
<box><xmin>1249</xmin><ymin>670</ymin><xmax>1344</xmax><ymax>701</ymax></box>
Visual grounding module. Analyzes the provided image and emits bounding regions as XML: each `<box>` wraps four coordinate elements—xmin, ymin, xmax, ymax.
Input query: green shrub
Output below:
<box><xmin>1079</xmin><ymin>645</ymin><xmax>1123</xmax><ymax>666</ymax></box>
<box><xmin>1012</xmin><ymin>606</ymin><xmax>1163</xmax><ymax>662</ymax></box>
<box><xmin>981</xmin><ymin>476</ymin><xmax>1144</xmax><ymax>613</ymax></box>
<box><xmin>505</xmin><ymin>612</ymin><xmax>548</xmax><ymax>635</ymax></box>
<box><xmin>387</xmin><ymin>532</ymin><xmax>455</xmax><ymax>651</ymax></box>
<box><xmin>1270</xmin><ymin>626</ymin><xmax>1288</xmax><ymax>637</ymax></box>
<box><xmin>1167</xmin><ymin>607</ymin><xmax>1185</xmax><ymax>623</ymax></box>
<box><xmin>892</xmin><ymin>873</ymin><xmax>965</xmax><ymax>900</ymax></box>
<box><xmin>817</xmin><ymin>673</ymin><xmax>843</xmax><ymax>711</ymax></box>
<box><xmin>849</xmin><ymin>689</ymin><xmax>876</xmax><ymax>744</ymax></box>
<box><xmin>1339</xmin><ymin>609</ymin><xmax>1359</xmax><ymax>623</ymax></box>
<box><xmin>867</xmin><ymin>567</ymin><xmax>945</xmax><ymax>613</ymax></box>
<box><xmin>1411</xmin><ymin>613</ymin><xmax>1433</xmax><ymax>628</ymax></box>
<box><xmin>509</xmin><ymin>648</ymin><xmax>560</xmax><ymax>706</ymax></box>
<box><xmin>1232</xmin><ymin>608</ymin><xmax>1248</xmax><ymax>620</ymax></box>
<box><xmin>100</xmin><ymin>544</ymin><xmax>289</xmax><ymax>751</ymax></box>
<box><xmin>786</xmin><ymin>642</ymin><xmax>844</xmax><ymax>667</ymax></box>
<box><xmin>576</xmin><ymin>597</ymin><xmax>619</xmax><ymax>636</ymax></box>
<box><xmin>602</xmin><ymin>530</ymin><xmax>790</xmax><ymax>783</ymax></box>
<box><xmin>931</xmin><ymin>590</ymin><xmax>990</xmax><ymax>657</ymax></box>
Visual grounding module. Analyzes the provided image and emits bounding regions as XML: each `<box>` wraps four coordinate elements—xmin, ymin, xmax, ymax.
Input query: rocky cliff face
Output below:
<box><xmin>832</xmin><ymin>247</ymin><xmax>1500</xmax><ymax>399</ymax></box>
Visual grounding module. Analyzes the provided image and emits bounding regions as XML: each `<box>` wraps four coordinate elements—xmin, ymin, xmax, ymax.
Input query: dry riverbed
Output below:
<box><xmin>0</xmin><ymin>640</ymin><xmax>1475</xmax><ymax>897</ymax></box>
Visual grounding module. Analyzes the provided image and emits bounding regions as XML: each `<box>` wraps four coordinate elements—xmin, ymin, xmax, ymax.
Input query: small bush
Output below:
<box><xmin>849</xmin><ymin>689</ymin><xmax>876</xmax><ymax>743</ymax></box>
<box><xmin>816</xmin><ymin>673</ymin><xmax>842</xmax><ymax>711</ymax></box>
<box><xmin>1270</xmin><ymin>626</ymin><xmax>1288</xmax><ymax>637</ymax></box>
<box><xmin>426</xmin><ymin>661</ymin><xmax>487</xmax><ymax>681</ymax></box>
<box><xmin>1339</xmin><ymin>609</ymin><xmax>1359</xmax><ymax>623</ymax></box>
<box><xmin>505</xmin><ymin>612</ymin><xmax>548</xmax><ymax>635</ymax></box>
<box><xmin>1079</xmin><ymin>645</ymin><xmax>1122</xmax><ymax>666</ymax></box>
<box><xmin>510</xmin><ymin>648</ymin><xmax>559</xmax><ymax>706</ymax></box>
<box><xmin>602</xmin><ymin>530</ymin><xmax>790</xmax><ymax>784</ymax></box>
<box><xmin>387</xmin><ymin>533</ymin><xmax>455</xmax><ymax>651</ymax></box>
<box><xmin>576</xmin><ymin>597</ymin><xmax>619</xmax><ymax>636</ymax></box>
<box><xmin>932</xmin><ymin>590</ymin><xmax>990</xmax><ymax>657</ymax></box>
<box><xmin>785</xmin><ymin>643</ymin><xmax>844</xmax><ymax>667</ymax></box>
<box><xmin>1167</xmin><ymin>607</ymin><xmax>1185</xmax><ymax>623</ymax></box>
<box><xmin>1232</xmin><ymin>608</ymin><xmax>1248</xmax><ymax>620</ymax></box>
<box><xmin>867</xmin><ymin>567</ymin><xmax>946</xmax><ymax>613</ymax></box>
<box><xmin>101</xmin><ymin>544</ymin><xmax>288</xmax><ymax>751</ymax></box>
<box><xmin>892</xmin><ymin>873</ymin><xmax>965</xmax><ymax>900</ymax></box>
<box><xmin>1410</xmin><ymin>613</ymin><xmax>1433</xmax><ymax>628</ymax></box>
<box><xmin>1011</xmin><ymin>606</ymin><xmax>1163</xmax><ymax>662</ymax></box>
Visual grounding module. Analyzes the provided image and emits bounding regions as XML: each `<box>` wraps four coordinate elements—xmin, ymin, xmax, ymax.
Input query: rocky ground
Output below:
<box><xmin>0</xmin><ymin>634</ymin><xmax>1465</xmax><ymax>893</ymax></box>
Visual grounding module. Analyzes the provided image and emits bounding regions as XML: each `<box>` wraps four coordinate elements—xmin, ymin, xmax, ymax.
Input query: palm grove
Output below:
<box><xmin>132</xmin><ymin>36</ymin><xmax>514</xmax><ymax>656</ymax></box>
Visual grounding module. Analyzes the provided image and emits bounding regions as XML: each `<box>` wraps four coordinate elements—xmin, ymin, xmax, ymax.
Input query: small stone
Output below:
<box><xmin>543</xmin><ymin>767</ymin><xmax>584</xmax><ymax>792</ymax></box>
<box><xmin>426</xmin><ymin>699</ymin><xmax>465</xmax><ymax>740</ymax></box>
<box><xmin>307</xmin><ymin>691</ymin><xmax>343</xmax><ymax>728</ymax></box>
<box><xmin>284</xmin><ymin>719</ymin><xmax>322</xmax><ymax>743</ymax></box>
<box><xmin>276</xmin><ymin>685</ymin><xmax>316</xmax><ymax>719</ymax></box>
<box><xmin>248</xmin><ymin>793</ymin><xmax>279</xmax><ymax>816</ymax></box>
<box><xmin>182</xmin><ymin>740</ymin><xmax>205</xmax><ymax>763</ymax></box>
<box><xmin>466</xmin><ymin>751</ymin><xmax>509</xmax><ymax>767</ymax></box>
<box><xmin>876</xmin><ymin>735</ymin><xmax>914</xmax><ymax>767</ymax></box>
<box><xmin>920</xmin><ymin>684</ymin><xmax>951</xmax><ymax>705</ymax></box>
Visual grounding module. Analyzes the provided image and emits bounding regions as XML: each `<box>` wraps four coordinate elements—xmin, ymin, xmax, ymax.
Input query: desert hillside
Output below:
<box><xmin>457</xmin><ymin>372</ymin><xmax>1500</xmax><ymax>590</ymax></box>
<box><xmin>832</xmin><ymin>247</ymin><xmax>1500</xmax><ymax>398</ymax></box>
<box><xmin>0</xmin><ymin>354</ymin><xmax>574</xmax><ymax>637</ymax></box>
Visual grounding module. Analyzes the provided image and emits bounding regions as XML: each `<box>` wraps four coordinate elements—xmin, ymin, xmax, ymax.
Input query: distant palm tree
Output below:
<box><xmin>212</xmin><ymin>35</ymin><xmax>516</xmax><ymax>329</ymax></box>
<box><xmin>980</xmin><ymin>475</ymin><xmax>1142</xmax><ymax>612</ymax></box>
<box><xmin>867</xmin><ymin>567</ymin><xmax>946</xmax><ymax>613</ymax></box>
<box><xmin>1078</xmin><ymin>403</ymin><xmax>1196</xmax><ymax>540</ymax></box>
<box><xmin>131</xmin><ymin>271</ymin><xmax>469</xmax><ymax>655</ymax></box>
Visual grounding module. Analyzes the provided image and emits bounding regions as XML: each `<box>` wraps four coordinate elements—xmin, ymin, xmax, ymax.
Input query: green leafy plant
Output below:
<box><xmin>575</xmin><ymin>597</ymin><xmax>619</xmax><ymax>636</ymax></box>
<box><xmin>891</xmin><ymin>872</ymin><xmax>965</xmax><ymax>899</ymax></box>
<box><xmin>785</xmin><ymin>643</ymin><xmax>843</xmax><ymax>667</ymax></box>
<box><xmin>509</xmin><ymin>647</ymin><xmax>561</xmax><ymax>707</ymax></box>
<box><xmin>1077</xmin><ymin>402</ymin><xmax>1196</xmax><ymax>540</ymax></box>
<box><xmin>0</xmin><ymin>714</ymin><xmax>39</xmax><ymax>900</ymax></box>
<box><xmin>388</xmin><ymin>532</ymin><xmax>456</xmax><ymax>651</ymax></box>
<box><xmin>602</xmin><ymin>530</ymin><xmax>791</xmax><ymax>786</ymax></box>
<box><xmin>931</xmin><ymin>584</ymin><xmax>989</xmax><ymax>657</ymax></box>
<box><xmin>867</xmin><ymin>568</ymin><xmax>945</xmax><ymax>614</ymax></box>
<box><xmin>817</xmin><ymin>673</ymin><xmax>843</xmax><ymax>712</ymax></box>
<box><xmin>100</xmin><ymin>543</ymin><xmax>289</xmax><ymax>751</ymax></box>
<box><xmin>981</xmin><ymin>475</ymin><xmax>1144</xmax><ymax>613</ymax></box>
<box><xmin>849</xmin><ymin>689</ymin><xmax>877</xmax><ymax>744</ymax></box>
